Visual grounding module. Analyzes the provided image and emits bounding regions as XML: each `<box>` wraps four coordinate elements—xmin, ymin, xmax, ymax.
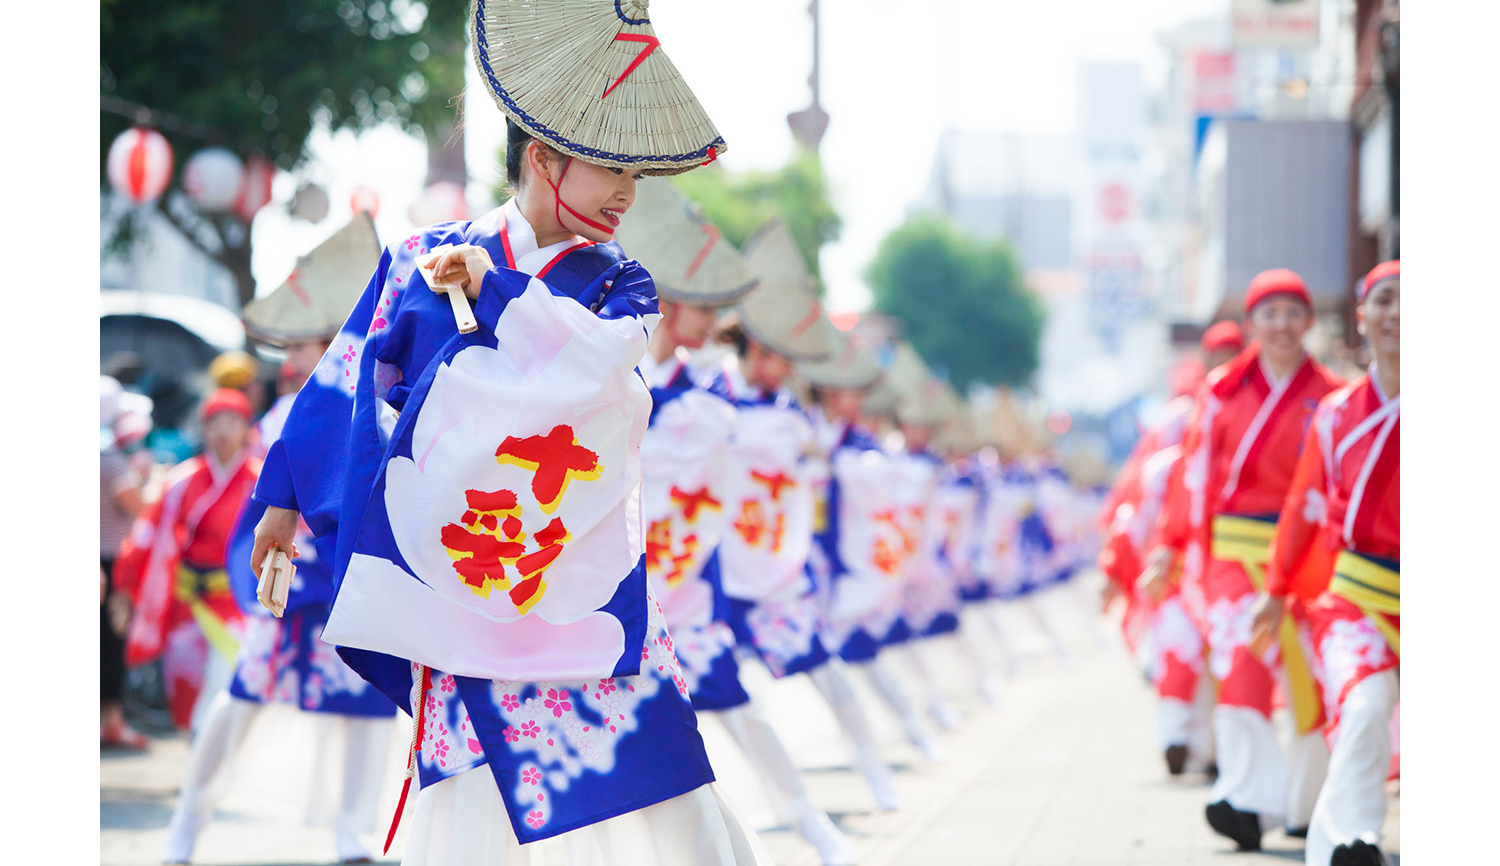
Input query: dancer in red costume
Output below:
<box><xmin>1141</xmin><ymin>269</ymin><xmax>1343</xmax><ymax>850</ymax></box>
<box><xmin>1255</xmin><ymin>261</ymin><xmax>1399</xmax><ymax>866</ymax></box>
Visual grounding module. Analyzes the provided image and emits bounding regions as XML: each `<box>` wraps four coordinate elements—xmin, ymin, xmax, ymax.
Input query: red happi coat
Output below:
<box><xmin>115</xmin><ymin>451</ymin><xmax>259</xmax><ymax>727</ymax></box>
<box><xmin>1267</xmin><ymin>371</ymin><xmax>1399</xmax><ymax>739</ymax></box>
<box><xmin>1157</xmin><ymin>347</ymin><xmax>1342</xmax><ymax>721</ymax></box>
<box><xmin>1098</xmin><ymin>396</ymin><xmax>1193</xmax><ymax>653</ymax></box>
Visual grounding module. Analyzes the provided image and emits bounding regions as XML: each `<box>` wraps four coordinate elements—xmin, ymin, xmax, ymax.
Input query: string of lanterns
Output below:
<box><xmin>107</xmin><ymin>126</ymin><xmax>470</xmax><ymax>228</ymax></box>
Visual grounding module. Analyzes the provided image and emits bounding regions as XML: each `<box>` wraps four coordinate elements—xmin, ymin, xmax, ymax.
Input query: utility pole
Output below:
<box><xmin>787</xmin><ymin>0</ymin><xmax>829</xmax><ymax>151</ymax></box>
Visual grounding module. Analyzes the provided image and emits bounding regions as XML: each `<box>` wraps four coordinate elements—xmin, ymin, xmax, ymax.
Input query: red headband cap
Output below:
<box><xmin>200</xmin><ymin>388</ymin><xmax>252</xmax><ymax>423</ymax></box>
<box><xmin>1357</xmin><ymin>260</ymin><xmax>1399</xmax><ymax>302</ymax></box>
<box><xmin>1201</xmin><ymin>320</ymin><xmax>1245</xmax><ymax>354</ymax></box>
<box><xmin>1244</xmin><ymin>268</ymin><xmax>1311</xmax><ymax>314</ymax></box>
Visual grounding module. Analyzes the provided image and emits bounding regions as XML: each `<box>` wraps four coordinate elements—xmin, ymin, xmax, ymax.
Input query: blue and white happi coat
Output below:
<box><xmin>807</xmin><ymin>415</ymin><xmax>910</xmax><ymax>664</ymax></box>
<box><xmin>225</xmin><ymin>397</ymin><xmax>397</xmax><ymax>718</ymax></box>
<box><xmin>898</xmin><ymin>449</ymin><xmax>968</xmax><ymax>638</ymax></box>
<box><xmin>249</xmin><ymin>200</ymin><xmax>714</xmax><ymax>843</ymax></box>
<box><xmin>704</xmin><ymin>359</ymin><xmax>833</xmax><ymax>679</ymax></box>
<box><xmin>638</xmin><ymin>351</ymin><xmax>749</xmax><ymax>711</ymax></box>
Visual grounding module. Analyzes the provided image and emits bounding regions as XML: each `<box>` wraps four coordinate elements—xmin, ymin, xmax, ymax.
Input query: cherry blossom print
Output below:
<box><xmin>527</xmin><ymin>811</ymin><xmax>546</xmax><ymax>829</ymax></box>
<box><xmin>501</xmin><ymin>693</ymin><xmax>520</xmax><ymax>711</ymax></box>
<box><xmin>522</xmin><ymin>767</ymin><xmax>541</xmax><ymax>786</ymax></box>
<box><xmin>543</xmin><ymin>688</ymin><xmax>573</xmax><ymax>717</ymax></box>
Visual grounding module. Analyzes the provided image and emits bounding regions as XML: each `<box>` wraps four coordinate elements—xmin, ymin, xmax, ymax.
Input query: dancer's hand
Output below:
<box><xmin>251</xmin><ymin>505</ymin><xmax>302</xmax><ymax>577</ymax></box>
<box><xmin>1249</xmin><ymin>593</ymin><xmax>1285</xmax><ymax>655</ymax></box>
<box><xmin>425</xmin><ymin>244</ymin><xmax>495</xmax><ymax>299</ymax></box>
<box><xmin>1136</xmin><ymin>547</ymin><xmax>1176</xmax><ymax>602</ymax></box>
<box><xmin>1099</xmin><ymin>580</ymin><xmax>1122</xmax><ymax>614</ymax></box>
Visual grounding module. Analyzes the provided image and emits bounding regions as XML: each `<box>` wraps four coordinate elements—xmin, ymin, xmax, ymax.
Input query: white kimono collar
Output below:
<box><xmin>501</xmin><ymin>199</ymin><xmax>587</xmax><ymax>278</ymax></box>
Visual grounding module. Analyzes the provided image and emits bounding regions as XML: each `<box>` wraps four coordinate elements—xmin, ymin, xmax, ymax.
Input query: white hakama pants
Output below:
<box><xmin>1210</xmin><ymin>705</ymin><xmax>1289</xmax><ymax>822</ymax></box>
<box><xmin>1305</xmin><ymin>670</ymin><xmax>1398</xmax><ymax>865</ymax></box>
<box><xmin>401</xmin><ymin>768</ymin><xmax>772</xmax><ymax>866</ymax></box>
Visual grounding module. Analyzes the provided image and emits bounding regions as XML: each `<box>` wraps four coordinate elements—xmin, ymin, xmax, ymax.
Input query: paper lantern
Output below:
<box><xmin>233</xmin><ymin>152</ymin><xmax>275</xmax><ymax>223</ymax></box>
<box><xmin>106</xmin><ymin>127</ymin><xmax>174</xmax><ymax>205</ymax></box>
<box><xmin>349</xmin><ymin>185</ymin><xmax>381</xmax><ymax>218</ymax></box>
<box><xmin>181</xmin><ymin>148</ymin><xmax>244</xmax><ymax>212</ymax></box>
<box><xmin>290</xmin><ymin>182</ymin><xmax>330</xmax><ymax>223</ymax></box>
<box><xmin>408</xmin><ymin>181</ymin><xmax>469</xmax><ymax>227</ymax></box>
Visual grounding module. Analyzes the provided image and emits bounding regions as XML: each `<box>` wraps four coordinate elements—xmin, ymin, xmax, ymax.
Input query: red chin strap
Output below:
<box><xmin>547</xmin><ymin>157</ymin><xmax>615</xmax><ymax>237</ymax></box>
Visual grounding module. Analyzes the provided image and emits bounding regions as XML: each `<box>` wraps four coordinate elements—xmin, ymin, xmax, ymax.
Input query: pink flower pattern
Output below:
<box><xmin>522</xmin><ymin>768</ymin><xmax>541</xmax><ymax>785</ymax></box>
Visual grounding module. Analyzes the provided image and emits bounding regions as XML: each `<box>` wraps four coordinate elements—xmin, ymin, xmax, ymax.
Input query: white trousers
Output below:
<box><xmin>1157</xmin><ymin>671</ymin><xmax>1217</xmax><ymax>765</ymax></box>
<box><xmin>1305</xmin><ymin>670</ymin><xmax>1398</xmax><ymax>865</ymax></box>
<box><xmin>164</xmin><ymin>692</ymin><xmax>393</xmax><ymax>862</ymax></box>
<box><xmin>715</xmin><ymin>702</ymin><xmax>819</xmax><ymax>823</ymax></box>
<box><xmin>1210</xmin><ymin>705</ymin><xmax>1289</xmax><ymax>822</ymax></box>
<box><xmin>1285</xmin><ymin>723</ymin><xmax>1331</xmax><ymax>831</ymax></box>
<box><xmin>401</xmin><ymin>770</ymin><xmax>772</xmax><ymax>866</ymax></box>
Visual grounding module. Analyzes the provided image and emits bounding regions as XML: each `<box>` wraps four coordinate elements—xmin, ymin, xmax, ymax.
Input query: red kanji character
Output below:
<box><xmin>494</xmin><ymin>425</ymin><xmax>603</xmax><ymax>514</ymax></box>
<box><xmin>670</xmin><ymin>486</ymin><xmax>721</xmax><ymax>523</ymax></box>
<box><xmin>750</xmin><ymin>470</ymin><xmax>795</xmax><ymax>502</ymax></box>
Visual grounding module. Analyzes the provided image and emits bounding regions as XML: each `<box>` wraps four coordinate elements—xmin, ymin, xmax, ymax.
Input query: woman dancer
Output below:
<box><xmin>706</xmin><ymin>221</ymin><xmax>905</xmax><ymax>812</ymax></box>
<box><xmin>249</xmin><ymin>2</ymin><xmax>768</xmax><ymax>862</ymax></box>
<box><xmin>620</xmin><ymin>184</ymin><xmax>856</xmax><ymax>865</ymax></box>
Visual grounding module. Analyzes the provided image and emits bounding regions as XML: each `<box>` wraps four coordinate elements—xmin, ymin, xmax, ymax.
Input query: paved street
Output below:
<box><xmin>102</xmin><ymin>579</ymin><xmax>1398</xmax><ymax>865</ymax></box>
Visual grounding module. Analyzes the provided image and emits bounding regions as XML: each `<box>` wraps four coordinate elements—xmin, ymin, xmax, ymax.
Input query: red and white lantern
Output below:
<box><xmin>349</xmin><ymin>185</ymin><xmax>381</xmax><ymax>218</ymax></box>
<box><xmin>106</xmin><ymin>127</ymin><xmax>174</xmax><ymax>205</ymax></box>
<box><xmin>233</xmin><ymin>152</ymin><xmax>275</xmax><ymax>223</ymax></box>
<box><xmin>409</xmin><ymin>181</ymin><xmax>469</xmax><ymax>227</ymax></box>
<box><xmin>181</xmin><ymin>147</ymin><xmax>244</xmax><ymax>213</ymax></box>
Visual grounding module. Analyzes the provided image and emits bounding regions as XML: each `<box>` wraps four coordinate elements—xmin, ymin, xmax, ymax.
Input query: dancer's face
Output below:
<box><xmin>746</xmin><ymin>340</ymin><xmax>792</xmax><ymax>391</ymax></box>
<box><xmin>661</xmin><ymin>300</ymin><xmax>719</xmax><ymax>349</ymax></box>
<box><xmin>821</xmin><ymin>388</ymin><xmax>864</xmax><ymax>423</ymax></box>
<box><xmin>1358</xmin><ymin>279</ymin><xmax>1400</xmax><ymax>360</ymax></box>
<box><xmin>1247</xmin><ymin>296</ymin><xmax>1312</xmax><ymax>370</ymax></box>
<box><xmin>533</xmin><ymin>145</ymin><xmax>642</xmax><ymax>243</ymax></box>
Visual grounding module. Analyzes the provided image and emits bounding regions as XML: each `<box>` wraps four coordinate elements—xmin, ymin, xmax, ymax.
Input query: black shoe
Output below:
<box><xmin>1205</xmin><ymin>800</ymin><xmax>1263</xmax><ymax>851</ymax></box>
<box><xmin>1285</xmin><ymin>825</ymin><xmax>1309</xmax><ymax>839</ymax></box>
<box><xmin>1330</xmin><ymin>839</ymin><xmax>1387</xmax><ymax>866</ymax></box>
<box><xmin>1165</xmin><ymin>744</ymin><xmax>1188</xmax><ymax>775</ymax></box>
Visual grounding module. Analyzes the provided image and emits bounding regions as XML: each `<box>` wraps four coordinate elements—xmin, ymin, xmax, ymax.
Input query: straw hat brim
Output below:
<box><xmin>242</xmin><ymin>213</ymin><xmax>381</xmax><ymax>346</ymax></box>
<box><xmin>472</xmin><ymin>0</ymin><xmax>727</xmax><ymax>177</ymax></box>
<box><xmin>615</xmin><ymin>180</ymin><xmax>760</xmax><ymax>304</ymax></box>
<box><xmin>736</xmin><ymin>308</ymin><xmax>834</xmax><ymax>363</ymax></box>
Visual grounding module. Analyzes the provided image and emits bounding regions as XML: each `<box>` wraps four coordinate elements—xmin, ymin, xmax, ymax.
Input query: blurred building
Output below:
<box><xmin>1144</xmin><ymin>0</ymin><xmax>1373</xmax><ymax>362</ymax></box>
<box><xmin>1350</xmin><ymin>0</ymin><xmax>1399</xmax><ymax>274</ymax></box>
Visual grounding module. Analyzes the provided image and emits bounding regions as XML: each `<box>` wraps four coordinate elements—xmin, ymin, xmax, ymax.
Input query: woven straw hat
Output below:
<box><xmin>472</xmin><ymin>0</ymin><xmax>726</xmax><ymax>176</ymax></box>
<box><xmin>799</xmin><ymin>326</ymin><xmax>882</xmax><ymax>391</ymax></box>
<box><xmin>611</xmin><ymin>181</ymin><xmax>757</xmax><ymax>304</ymax></box>
<box><xmin>934</xmin><ymin>406</ymin><xmax>981</xmax><ymax>456</ymax></box>
<box><xmin>986</xmin><ymin>389</ymin><xmax>1041</xmax><ymax>457</ymax></box>
<box><xmin>734</xmin><ymin>221</ymin><xmax>835</xmax><ymax>361</ymax></box>
<box><xmin>898</xmin><ymin>379</ymin><xmax>960</xmax><ymax>427</ymax></box>
<box><xmin>865</xmin><ymin>341</ymin><xmax>930</xmax><ymax>417</ymax></box>
<box><xmin>243</xmin><ymin>214</ymin><xmax>381</xmax><ymax>345</ymax></box>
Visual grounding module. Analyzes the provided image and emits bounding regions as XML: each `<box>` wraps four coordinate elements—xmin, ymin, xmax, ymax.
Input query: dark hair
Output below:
<box><xmin>505</xmin><ymin>119</ymin><xmax>563</xmax><ymax>191</ymax></box>
<box><xmin>713</xmin><ymin>319</ymin><xmax>750</xmax><ymax>358</ymax></box>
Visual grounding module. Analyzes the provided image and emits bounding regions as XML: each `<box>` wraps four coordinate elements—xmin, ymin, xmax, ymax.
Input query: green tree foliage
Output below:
<box><xmin>101</xmin><ymin>0</ymin><xmax>468</xmax><ymax>305</ymax></box>
<box><xmin>669</xmin><ymin>150</ymin><xmax>842</xmax><ymax>293</ymax></box>
<box><xmin>866</xmin><ymin>215</ymin><xmax>1045</xmax><ymax>389</ymax></box>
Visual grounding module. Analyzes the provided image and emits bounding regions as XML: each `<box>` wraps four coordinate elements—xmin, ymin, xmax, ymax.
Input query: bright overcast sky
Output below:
<box><xmin>253</xmin><ymin>0</ymin><xmax>1224</xmax><ymax>312</ymax></box>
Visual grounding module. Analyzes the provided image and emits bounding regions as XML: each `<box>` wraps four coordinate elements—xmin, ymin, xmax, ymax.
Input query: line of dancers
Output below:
<box><xmin>1098</xmin><ymin>263</ymin><xmax>1400</xmax><ymax>866</ymax></box>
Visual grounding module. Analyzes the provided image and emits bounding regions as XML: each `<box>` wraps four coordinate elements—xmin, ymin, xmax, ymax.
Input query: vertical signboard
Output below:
<box><xmin>1232</xmin><ymin>0</ymin><xmax>1321</xmax><ymax>49</ymax></box>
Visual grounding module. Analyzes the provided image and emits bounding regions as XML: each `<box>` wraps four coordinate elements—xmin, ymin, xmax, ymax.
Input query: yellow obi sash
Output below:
<box><xmin>1330</xmin><ymin>549</ymin><xmax>1400</xmax><ymax>658</ymax></box>
<box><xmin>174</xmin><ymin>565</ymin><xmax>241</xmax><ymax>661</ymax></box>
<box><xmin>1211</xmin><ymin>514</ymin><xmax>1322</xmax><ymax>734</ymax></box>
